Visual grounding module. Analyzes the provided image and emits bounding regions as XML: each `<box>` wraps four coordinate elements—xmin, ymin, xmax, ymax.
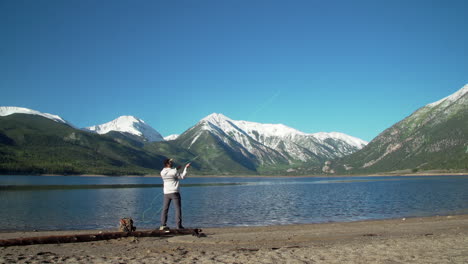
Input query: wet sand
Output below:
<box><xmin>1</xmin><ymin>215</ymin><xmax>467</xmax><ymax>263</ymax></box>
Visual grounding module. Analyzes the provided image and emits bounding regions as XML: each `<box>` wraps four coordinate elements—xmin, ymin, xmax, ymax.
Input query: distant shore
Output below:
<box><xmin>2</xmin><ymin>171</ymin><xmax>466</xmax><ymax>178</ymax></box>
<box><xmin>192</xmin><ymin>172</ymin><xmax>468</xmax><ymax>178</ymax></box>
<box><xmin>83</xmin><ymin>171</ymin><xmax>468</xmax><ymax>178</ymax></box>
<box><xmin>1</xmin><ymin>215</ymin><xmax>467</xmax><ymax>263</ymax></box>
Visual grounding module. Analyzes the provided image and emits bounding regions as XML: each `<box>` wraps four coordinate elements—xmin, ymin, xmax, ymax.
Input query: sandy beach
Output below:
<box><xmin>1</xmin><ymin>215</ymin><xmax>467</xmax><ymax>264</ymax></box>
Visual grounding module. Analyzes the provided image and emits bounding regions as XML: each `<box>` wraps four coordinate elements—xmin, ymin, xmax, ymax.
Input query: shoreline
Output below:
<box><xmin>1</xmin><ymin>214</ymin><xmax>467</xmax><ymax>263</ymax></box>
<box><xmin>0</xmin><ymin>213</ymin><xmax>466</xmax><ymax>235</ymax></box>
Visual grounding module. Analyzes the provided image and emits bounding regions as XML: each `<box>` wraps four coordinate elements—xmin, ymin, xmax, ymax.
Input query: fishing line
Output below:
<box><xmin>248</xmin><ymin>89</ymin><xmax>281</xmax><ymax>120</ymax></box>
<box><xmin>141</xmin><ymin>192</ymin><xmax>164</xmax><ymax>223</ymax></box>
<box><xmin>187</xmin><ymin>154</ymin><xmax>201</xmax><ymax>163</ymax></box>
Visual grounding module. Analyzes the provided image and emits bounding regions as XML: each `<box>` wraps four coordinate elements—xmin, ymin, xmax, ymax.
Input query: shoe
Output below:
<box><xmin>176</xmin><ymin>226</ymin><xmax>185</xmax><ymax>230</ymax></box>
<box><xmin>159</xmin><ymin>225</ymin><xmax>169</xmax><ymax>231</ymax></box>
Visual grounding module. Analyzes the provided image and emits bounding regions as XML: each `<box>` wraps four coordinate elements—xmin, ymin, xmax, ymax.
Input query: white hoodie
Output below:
<box><xmin>160</xmin><ymin>167</ymin><xmax>188</xmax><ymax>194</ymax></box>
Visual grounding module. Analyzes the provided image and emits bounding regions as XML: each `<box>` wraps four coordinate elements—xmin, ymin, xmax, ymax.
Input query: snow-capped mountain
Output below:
<box><xmin>85</xmin><ymin>116</ymin><xmax>164</xmax><ymax>142</ymax></box>
<box><xmin>0</xmin><ymin>106</ymin><xmax>72</xmax><ymax>125</ymax></box>
<box><xmin>334</xmin><ymin>83</ymin><xmax>468</xmax><ymax>173</ymax></box>
<box><xmin>201</xmin><ymin>114</ymin><xmax>366</xmax><ymax>148</ymax></box>
<box><xmin>164</xmin><ymin>134</ymin><xmax>180</xmax><ymax>141</ymax></box>
<box><xmin>177</xmin><ymin>113</ymin><xmax>367</xmax><ymax>169</ymax></box>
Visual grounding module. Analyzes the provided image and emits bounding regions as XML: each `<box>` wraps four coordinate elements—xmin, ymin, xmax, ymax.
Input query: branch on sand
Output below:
<box><xmin>0</xmin><ymin>229</ymin><xmax>203</xmax><ymax>247</ymax></box>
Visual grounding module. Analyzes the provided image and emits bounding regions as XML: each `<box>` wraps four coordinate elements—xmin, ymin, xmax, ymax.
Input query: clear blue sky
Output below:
<box><xmin>1</xmin><ymin>0</ymin><xmax>467</xmax><ymax>141</ymax></box>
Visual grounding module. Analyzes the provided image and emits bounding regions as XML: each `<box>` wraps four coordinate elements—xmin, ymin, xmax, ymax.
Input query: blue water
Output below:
<box><xmin>1</xmin><ymin>175</ymin><xmax>468</xmax><ymax>231</ymax></box>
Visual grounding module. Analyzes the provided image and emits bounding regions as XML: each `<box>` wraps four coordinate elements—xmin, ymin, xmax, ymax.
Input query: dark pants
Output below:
<box><xmin>160</xmin><ymin>192</ymin><xmax>182</xmax><ymax>228</ymax></box>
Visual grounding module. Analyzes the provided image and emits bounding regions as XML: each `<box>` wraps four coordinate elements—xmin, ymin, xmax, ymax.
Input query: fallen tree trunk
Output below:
<box><xmin>0</xmin><ymin>228</ymin><xmax>203</xmax><ymax>247</ymax></box>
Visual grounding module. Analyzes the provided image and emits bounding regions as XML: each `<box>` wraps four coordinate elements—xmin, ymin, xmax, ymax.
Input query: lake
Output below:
<box><xmin>1</xmin><ymin>175</ymin><xmax>468</xmax><ymax>231</ymax></box>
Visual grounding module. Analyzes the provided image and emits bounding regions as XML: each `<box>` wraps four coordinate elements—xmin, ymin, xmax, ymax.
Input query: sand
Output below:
<box><xmin>1</xmin><ymin>215</ymin><xmax>467</xmax><ymax>264</ymax></box>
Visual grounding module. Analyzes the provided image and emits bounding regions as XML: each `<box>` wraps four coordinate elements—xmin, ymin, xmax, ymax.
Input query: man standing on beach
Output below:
<box><xmin>160</xmin><ymin>158</ymin><xmax>190</xmax><ymax>230</ymax></box>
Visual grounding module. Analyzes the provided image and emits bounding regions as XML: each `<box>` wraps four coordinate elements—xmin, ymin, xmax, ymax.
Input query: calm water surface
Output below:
<box><xmin>1</xmin><ymin>175</ymin><xmax>468</xmax><ymax>231</ymax></box>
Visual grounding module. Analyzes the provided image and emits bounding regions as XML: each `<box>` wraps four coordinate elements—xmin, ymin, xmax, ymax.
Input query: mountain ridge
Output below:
<box><xmin>0</xmin><ymin>113</ymin><xmax>165</xmax><ymax>175</ymax></box>
<box><xmin>1</xmin><ymin>83</ymin><xmax>466</xmax><ymax>175</ymax></box>
<box><xmin>332</xmin><ymin>83</ymin><xmax>468</xmax><ymax>174</ymax></box>
<box><xmin>172</xmin><ymin>113</ymin><xmax>368</xmax><ymax>174</ymax></box>
<box><xmin>0</xmin><ymin>106</ymin><xmax>72</xmax><ymax>126</ymax></box>
<box><xmin>0</xmin><ymin>107</ymin><xmax>368</xmax><ymax>175</ymax></box>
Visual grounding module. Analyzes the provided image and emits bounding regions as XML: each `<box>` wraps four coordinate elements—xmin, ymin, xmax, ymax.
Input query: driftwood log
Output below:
<box><xmin>0</xmin><ymin>229</ymin><xmax>203</xmax><ymax>247</ymax></box>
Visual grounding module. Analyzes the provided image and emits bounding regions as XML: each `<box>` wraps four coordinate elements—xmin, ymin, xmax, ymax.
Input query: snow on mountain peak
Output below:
<box><xmin>427</xmin><ymin>83</ymin><xmax>468</xmax><ymax>107</ymax></box>
<box><xmin>116</xmin><ymin>115</ymin><xmax>145</xmax><ymax>125</ymax></box>
<box><xmin>312</xmin><ymin>132</ymin><xmax>368</xmax><ymax>148</ymax></box>
<box><xmin>235</xmin><ymin>120</ymin><xmax>306</xmax><ymax>138</ymax></box>
<box><xmin>200</xmin><ymin>113</ymin><xmax>304</xmax><ymax>137</ymax></box>
<box><xmin>0</xmin><ymin>106</ymin><xmax>71</xmax><ymax>125</ymax></box>
<box><xmin>86</xmin><ymin>115</ymin><xmax>164</xmax><ymax>142</ymax></box>
<box><xmin>199</xmin><ymin>113</ymin><xmax>367</xmax><ymax>145</ymax></box>
<box><xmin>201</xmin><ymin>113</ymin><xmax>231</xmax><ymax>124</ymax></box>
<box><xmin>164</xmin><ymin>134</ymin><xmax>179</xmax><ymax>141</ymax></box>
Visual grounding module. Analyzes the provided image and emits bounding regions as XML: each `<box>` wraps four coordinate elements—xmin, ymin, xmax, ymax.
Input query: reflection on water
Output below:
<box><xmin>1</xmin><ymin>175</ymin><xmax>468</xmax><ymax>231</ymax></box>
